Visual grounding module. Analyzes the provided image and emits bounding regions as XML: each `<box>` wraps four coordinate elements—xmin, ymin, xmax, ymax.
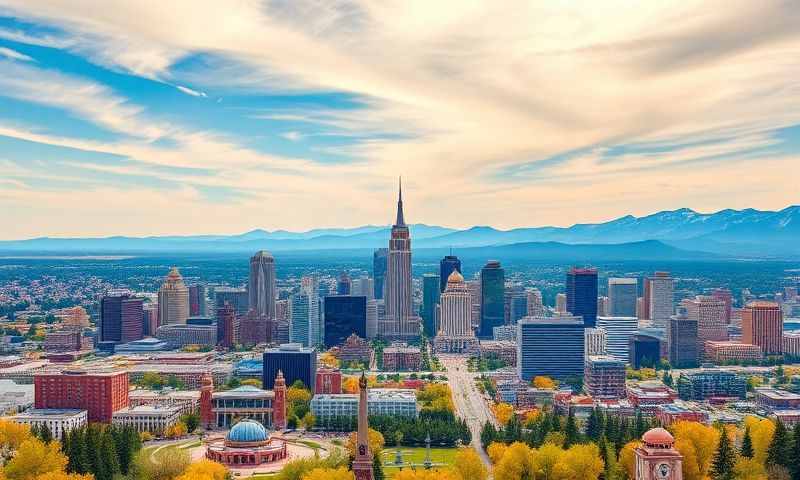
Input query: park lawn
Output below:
<box><xmin>378</xmin><ymin>447</ymin><xmax>459</xmax><ymax>478</ymax></box>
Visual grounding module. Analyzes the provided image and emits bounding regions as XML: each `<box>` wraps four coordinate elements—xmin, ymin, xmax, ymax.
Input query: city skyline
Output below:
<box><xmin>1</xmin><ymin>2</ymin><xmax>799</xmax><ymax>238</ymax></box>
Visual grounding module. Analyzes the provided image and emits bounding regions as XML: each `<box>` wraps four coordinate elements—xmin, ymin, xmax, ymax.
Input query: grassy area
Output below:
<box><xmin>378</xmin><ymin>447</ymin><xmax>459</xmax><ymax>478</ymax></box>
<box><xmin>294</xmin><ymin>439</ymin><xmax>322</xmax><ymax>450</ymax></box>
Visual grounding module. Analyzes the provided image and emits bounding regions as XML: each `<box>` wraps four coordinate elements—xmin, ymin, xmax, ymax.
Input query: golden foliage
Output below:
<box><xmin>176</xmin><ymin>459</ymin><xmax>228</xmax><ymax>480</ymax></box>
<box><xmin>532</xmin><ymin>376</ymin><xmax>556</xmax><ymax>389</ymax></box>
<box><xmin>165</xmin><ymin>421</ymin><xmax>188</xmax><ymax>439</ymax></box>
<box><xmin>33</xmin><ymin>472</ymin><xmax>96</xmax><ymax>480</ymax></box>
<box><xmin>743</xmin><ymin>416</ymin><xmax>775</xmax><ymax>465</ymax></box>
<box><xmin>532</xmin><ymin>442</ymin><xmax>563</xmax><ymax>480</ymax></box>
<box><xmin>302</xmin><ymin>466</ymin><xmax>354</xmax><ymax>480</ymax></box>
<box><xmin>342</xmin><ymin>376</ymin><xmax>360</xmax><ymax>394</ymax></box>
<box><xmin>418</xmin><ymin>384</ymin><xmax>455</xmax><ymax>413</ymax></box>
<box><xmin>319</xmin><ymin>352</ymin><xmax>341</xmax><ymax>369</ymax></box>
<box><xmin>453</xmin><ymin>447</ymin><xmax>488</xmax><ymax>480</ymax></box>
<box><xmin>672</xmin><ymin>421</ymin><xmax>720</xmax><ymax>480</ymax></box>
<box><xmin>734</xmin><ymin>457</ymin><xmax>767</xmax><ymax>480</ymax></box>
<box><xmin>618</xmin><ymin>441</ymin><xmax>641</xmax><ymax>480</ymax></box>
<box><xmin>487</xmin><ymin>442</ymin><xmax>508</xmax><ymax>465</ymax></box>
<box><xmin>0</xmin><ymin>420</ymin><xmax>32</xmax><ymax>451</ymax></box>
<box><xmin>560</xmin><ymin>443</ymin><xmax>604</xmax><ymax>480</ymax></box>
<box><xmin>393</xmin><ymin>469</ymin><xmax>459</xmax><ymax>480</ymax></box>
<box><xmin>3</xmin><ymin>438</ymin><xmax>67</xmax><ymax>480</ymax></box>
<box><xmin>494</xmin><ymin>442</ymin><xmax>533</xmax><ymax>480</ymax></box>
<box><xmin>492</xmin><ymin>403</ymin><xmax>514</xmax><ymax>426</ymax></box>
<box><xmin>346</xmin><ymin>428</ymin><xmax>385</xmax><ymax>456</ymax></box>
<box><xmin>287</xmin><ymin>386</ymin><xmax>313</xmax><ymax>404</ymax></box>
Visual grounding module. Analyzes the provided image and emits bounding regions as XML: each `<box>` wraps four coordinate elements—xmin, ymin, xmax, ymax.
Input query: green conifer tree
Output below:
<box><xmin>740</xmin><ymin>426</ymin><xmax>754</xmax><ymax>459</ymax></box>
<box><xmin>711</xmin><ymin>428</ymin><xmax>735</xmax><ymax>480</ymax></box>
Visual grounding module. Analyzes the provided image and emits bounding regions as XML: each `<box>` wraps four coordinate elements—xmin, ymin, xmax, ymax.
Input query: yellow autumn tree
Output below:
<box><xmin>743</xmin><ymin>416</ymin><xmax>775</xmax><ymax>464</ymax></box>
<box><xmin>319</xmin><ymin>352</ymin><xmax>340</xmax><ymax>368</ymax></box>
<box><xmin>492</xmin><ymin>403</ymin><xmax>514</xmax><ymax>426</ymax></box>
<box><xmin>3</xmin><ymin>438</ymin><xmax>67</xmax><ymax>480</ymax></box>
<box><xmin>303</xmin><ymin>467</ymin><xmax>354</xmax><ymax>480</ymax></box>
<box><xmin>532</xmin><ymin>442</ymin><xmax>564</xmax><ymax>480</ymax></box>
<box><xmin>0</xmin><ymin>420</ymin><xmax>32</xmax><ymax>451</ymax></box>
<box><xmin>176</xmin><ymin>459</ymin><xmax>228</xmax><ymax>480</ymax></box>
<box><xmin>394</xmin><ymin>470</ymin><xmax>459</xmax><ymax>480</ymax></box>
<box><xmin>343</xmin><ymin>376</ymin><xmax>360</xmax><ymax>394</ymax></box>
<box><xmin>34</xmin><ymin>472</ymin><xmax>97</xmax><ymax>480</ymax></box>
<box><xmin>487</xmin><ymin>442</ymin><xmax>508</xmax><ymax>464</ymax></box>
<box><xmin>494</xmin><ymin>442</ymin><xmax>533</xmax><ymax>480</ymax></box>
<box><xmin>672</xmin><ymin>421</ymin><xmax>720</xmax><ymax>480</ymax></box>
<box><xmin>560</xmin><ymin>443</ymin><xmax>604</xmax><ymax>480</ymax></box>
<box><xmin>347</xmin><ymin>428</ymin><xmax>385</xmax><ymax>456</ymax></box>
<box><xmin>533</xmin><ymin>376</ymin><xmax>556</xmax><ymax>389</ymax></box>
<box><xmin>453</xmin><ymin>447</ymin><xmax>488</xmax><ymax>480</ymax></box>
<box><xmin>618</xmin><ymin>441</ymin><xmax>641</xmax><ymax>480</ymax></box>
<box><xmin>734</xmin><ymin>457</ymin><xmax>767</xmax><ymax>480</ymax></box>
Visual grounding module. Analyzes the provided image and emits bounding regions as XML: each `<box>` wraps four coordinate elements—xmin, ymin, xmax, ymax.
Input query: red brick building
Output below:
<box><xmin>315</xmin><ymin>368</ymin><xmax>342</xmax><ymax>394</ymax></box>
<box><xmin>742</xmin><ymin>301</ymin><xmax>783</xmax><ymax>355</ymax></box>
<box><xmin>34</xmin><ymin>370</ymin><xmax>129</xmax><ymax>423</ymax></box>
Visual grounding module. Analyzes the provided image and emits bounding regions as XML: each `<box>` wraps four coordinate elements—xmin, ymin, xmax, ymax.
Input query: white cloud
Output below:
<box><xmin>280</xmin><ymin>131</ymin><xmax>303</xmax><ymax>142</ymax></box>
<box><xmin>175</xmin><ymin>85</ymin><xmax>207</xmax><ymax>97</ymax></box>
<box><xmin>0</xmin><ymin>46</ymin><xmax>34</xmax><ymax>61</ymax></box>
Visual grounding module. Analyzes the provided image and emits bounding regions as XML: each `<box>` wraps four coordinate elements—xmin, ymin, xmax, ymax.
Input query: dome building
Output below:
<box><xmin>434</xmin><ymin>270</ymin><xmax>479</xmax><ymax>354</ymax></box>
<box><xmin>205</xmin><ymin>419</ymin><xmax>287</xmax><ymax>467</ymax></box>
<box><xmin>634</xmin><ymin>428</ymin><xmax>683</xmax><ymax>480</ymax></box>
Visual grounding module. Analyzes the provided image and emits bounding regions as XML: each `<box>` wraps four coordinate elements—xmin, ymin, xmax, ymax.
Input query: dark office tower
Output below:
<box><xmin>479</xmin><ymin>260</ymin><xmax>505</xmax><ymax>338</ymax></box>
<box><xmin>214</xmin><ymin>287</ymin><xmax>249</xmax><ymax>317</ymax></box>
<box><xmin>188</xmin><ymin>284</ymin><xmax>207</xmax><ymax>317</ymax></box>
<box><xmin>324</xmin><ymin>295</ymin><xmax>367</xmax><ymax>347</ymax></box>
<box><xmin>669</xmin><ymin>308</ymin><xmax>699</xmax><ymax>368</ymax></box>
<box><xmin>337</xmin><ymin>272</ymin><xmax>352</xmax><ymax>296</ymax></box>
<box><xmin>439</xmin><ymin>255</ymin><xmax>462</xmax><ymax>293</ymax></box>
<box><xmin>249</xmin><ymin>251</ymin><xmax>276</xmax><ymax>319</ymax></box>
<box><xmin>373</xmin><ymin>248</ymin><xmax>388</xmax><ymax>300</ymax></box>
<box><xmin>100</xmin><ymin>294</ymin><xmax>144</xmax><ymax>343</ymax></box>
<box><xmin>263</xmin><ymin>343</ymin><xmax>317</xmax><ymax>391</ymax></box>
<box><xmin>629</xmin><ymin>334</ymin><xmax>661</xmax><ymax>369</ymax></box>
<box><xmin>608</xmin><ymin>278</ymin><xmax>637</xmax><ymax>317</ymax></box>
<box><xmin>566</xmin><ymin>267</ymin><xmax>599</xmax><ymax>328</ymax></box>
<box><xmin>421</xmin><ymin>274</ymin><xmax>441</xmax><ymax>336</ymax></box>
<box><xmin>216</xmin><ymin>302</ymin><xmax>237</xmax><ymax>348</ymax></box>
<box><xmin>504</xmin><ymin>284</ymin><xmax>527</xmax><ymax>325</ymax></box>
<box><xmin>517</xmin><ymin>316</ymin><xmax>584</xmax><ymax>380</ymax></box>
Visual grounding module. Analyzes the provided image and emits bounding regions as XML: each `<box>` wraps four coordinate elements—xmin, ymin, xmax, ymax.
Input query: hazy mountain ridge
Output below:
<box><xmin>1</xmin><ymin>206</ymin><xmax>797</xmax><ymax>257</ymax></box>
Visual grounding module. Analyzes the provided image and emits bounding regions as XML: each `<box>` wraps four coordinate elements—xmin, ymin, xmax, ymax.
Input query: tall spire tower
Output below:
<box><xmin>352</xmin><ymin>372</ymin><xmax>374</xmax><ymax>480</ymax></box>
<box><xmin>380</xmin><ymin>178</ymin><xmax>420</xmax><ymax>339</ymax></box>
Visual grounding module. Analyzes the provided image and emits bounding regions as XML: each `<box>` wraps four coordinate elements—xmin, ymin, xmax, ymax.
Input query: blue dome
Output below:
<box><xmin>227</xmin><ymin>420</ymin><xmax>268</xmax><ymax>443</ymax></box>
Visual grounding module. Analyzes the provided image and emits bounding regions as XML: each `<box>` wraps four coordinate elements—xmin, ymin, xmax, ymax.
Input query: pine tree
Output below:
<box><xmin>564</xmin><ymin>411</ymin><xmax>579</xmax><ymax>448</ymax></box>
<box><xmin>373</xmin><ymin>456</ymin><xmax>385</xmax><ymax>480</ymax></box>
<box><xmin>768</xmin><ymin>419</ymin><xmax>792</xmax><ymax>468</ymax></box>
<box><xmin>662</xmin><ymin>371</ymin><xmax>673</xmax><ymax>387</ymax></box>
<box><xmin>587</xmin><ymin>409</ymin><xmax>601</xmax><ymax>442</ymax></box>
<box><xmin>39</xmin><ymin>424</ymin><xmax>53</xmax><ymax>444</ymax></box>
<box><xmin>711</xmin><ymin>428</ymin><xmax>736</xmax><ymax>480</ymax></box>
<box><xmin>635</xmin><ymin>411</ymin><xmax>647</xmax><ymax>438</ymax></box>
<box><xmin>741</xmin><ymin>426</ymin><xmax>754</xmax><ymax>458</ymax></box>
<box><xmin>791</xmin><ymin>423</ymin><xmax>800</xmax><ymax>480</ymax></box>
<box><xmin>480</xmin><ymin>421</ymin><xmax>497</xmax><ymax>448</ymax></box>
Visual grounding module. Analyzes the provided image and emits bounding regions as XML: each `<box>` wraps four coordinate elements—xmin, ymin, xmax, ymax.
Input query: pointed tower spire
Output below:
<box><xmin>395</xmin><ymin>176</ymin><xmax>406</xmax><ymax>227</ymax></box>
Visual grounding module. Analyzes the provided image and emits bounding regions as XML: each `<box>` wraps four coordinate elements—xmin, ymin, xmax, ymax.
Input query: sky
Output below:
<box><xmin>0</xmin><ymin>1</ymin><xmax>799</xmax><ymax>240</ymax></box>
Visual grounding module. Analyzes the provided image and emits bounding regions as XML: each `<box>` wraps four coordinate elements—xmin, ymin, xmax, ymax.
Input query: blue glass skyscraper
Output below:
<box><xmin>421</xmin><ymin>274</ymin><xmax>441</xmax><ymax>336</ymax></box>
<box><xmin>566</xmin><ymin>267</ymin><xmax>598</xmax><ymax>327</ymax></box>
<box><xmin>439</xmin><ymin>255</ymin><xmax>462</xmax><ymax>293</ymax></box>
<box><xmin>480</xmin><ymin>260</ymin><xmax>505</xmax><ymax>338</ymax></box>
<box><xmin>373</xmin><ymin>248</ymin><xmax>388</xmax><ymax>300</ymax></box>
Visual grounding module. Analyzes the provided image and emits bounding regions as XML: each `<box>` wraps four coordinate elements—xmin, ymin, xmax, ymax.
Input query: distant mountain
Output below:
<box><xmin>454</xmin><ymin>240</ymin><xmax>718</xmax><ymax>262</ymax></box>
<box><xmin>0</xmin><ymin>206</ymin><xmax>797</xmax><ymax>257</ymax></box>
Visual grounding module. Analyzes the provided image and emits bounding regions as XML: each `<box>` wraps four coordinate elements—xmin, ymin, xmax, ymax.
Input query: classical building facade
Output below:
<box><xmin>205</xmin><ymin>420</ymin><xmax>287</xmax><ymax>467</ymax></box>
<box><xmin>635</xmin><ymin>428</ymin><xmax>683</xmax><ymax>480</ymax></box>
<box><xmin>434</xmin><ymin>270</ymin><xmax>479</xmax><ymax>353</ymax></box>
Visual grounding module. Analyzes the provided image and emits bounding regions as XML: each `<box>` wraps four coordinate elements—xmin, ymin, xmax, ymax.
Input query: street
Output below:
<box><xmin>440</xmin><ymin>354</ymin><xmax>497</xmax><ymax>473</ymax></box>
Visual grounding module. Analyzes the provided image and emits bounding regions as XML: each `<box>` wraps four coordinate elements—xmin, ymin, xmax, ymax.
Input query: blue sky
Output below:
<box><xmin>0</xmin><ymin>1</ymin><xmax>798</xmax><ymax>239</ymax></box>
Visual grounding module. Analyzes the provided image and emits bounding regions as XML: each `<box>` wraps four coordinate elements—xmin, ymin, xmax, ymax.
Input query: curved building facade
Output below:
<box><xmin>205</xmin><ymin>419</ymin><xmax>287</xmax><ymax>467</ymax></box>
<box><xmin>158</xmin><ymin>267</ymin><xmax>189</xmax><ymax>326</ymax></box>
<box><xmin>249</xmin><ymin>251</ymin><xmax>276</xmax><ymax>320</ymax></box>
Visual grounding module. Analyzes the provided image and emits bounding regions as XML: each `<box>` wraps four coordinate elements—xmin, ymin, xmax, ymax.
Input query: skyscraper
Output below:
<box><xmin>262</xmin><ymin>343</ymin><xmax>316</xmax><ymax>391</ymax></box>
<box><xmin>290</xmin><ymin>289</ymin><xmax>320</xmax><ymax>347</ymax></box>
<box><xmin>324</xmin><ymin>295</ymin><xmax>367</xmax><ymax>347</ymax></box>
<box><xmin>434</xmin><ymin>270</ymin><xmax>478</xmax><ymax>353</ymax></box>
<box><xmin>158</xmin><ymin>267</ymin><xmax>189</xmax><ymax>326</ymax></box>
<box><xmin>100</xmin><ymin>294</ymin><xmax>144</xmax><ymax>343</ymax></box>
<box><xmin>555</xmin><ymin>293</ymin><xmax>567</xmax><ymax>313</ymax></box>
<box><xmin>526</xmin><ymin>288</ymin><xmax>545</xmax><ymax>317</ymax></box>
<box><xmin>647</xmin><ymin>272</ymin><xmax>674</xmax><ymax>327</ymax></box>
<box><xmin>214</xmin><ymin>287</ymin><xmax>249</xmax><ymax>317</ymax></box>
<box><xmin>372</xmin><ymin>248</ymin><xmax>388</xmax><ymax>300</ymax></box>
<box><xmin>421</xmin><ymin>274</ymin><xmax>441</xmax><ymax>336</ymax></box>
<box><xmin>439</xmin><ymin>255</ymin><xmax>462</xmax><ymax>293</ymax></box>
<box><xmin>517</xmin><ymin>316</ymin><xmax>584</xmax><ymax>380</ymax></box>
<box><xmin>596</xmin><ymin>316</ymin><xmax>639</xmax><ymax>363</ymax></box>
<box><xmin>608</xmin><ymin>278</ymin><xmax>638</xmax><ymax>317</ymax></box>
<box><xmin>669</xmin><ymin>308</ymin><xmax>698</xmax><ymax>368</ymax></box>
<box><xmin>337</xmin><ymin>272</ymin><xmax>352</xmax><ymax>296</ymax></box>
<box><xmin>380</xmin><ymin>179</ymin><xmax>419</xmax><ymax>339</ymax></box>
<box><xmin>506</xmin><ymin>284</ymin><xmax>528</xmax><ymax>324</ymax></box>
<box><xmin>479</xmin><ymin>260</ymin><xmax>505</xmax><ymax>338</ymax></box>
<box><xmin>711</xmin><ymin>288</ymin><xmax>733</xmax><ymax>324</ymax></box>
<box><xmin>249</xmin><ymin>251</ymin><xmax>276</xmax><ymax>319</ymax></box>
<box><xmin>567</xmin><ymin>267</ymin><xmax>599</xmax><ymax>327</ymax></box>
<box><xmin>188</xmin><ymin>284</ymin><xmax>206</xmax><ymax>317</ymax></box>
<box><xmin>682</xmin><ymin>296</ymin><xmax>728</xmax><ymax>349</ymax></box>
<box><xmin>216</xmin><ymin>302</ymin><xmax>237</xmax><ymax>348</ymax></box>
<box><xmin>742</xmin><ymin>301</ymin><xmax>783</xmax><ymax>355</ymax></box>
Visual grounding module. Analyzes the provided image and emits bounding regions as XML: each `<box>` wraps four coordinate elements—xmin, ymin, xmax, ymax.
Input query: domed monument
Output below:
<box><xmin>205</xmin><ymin>419</ymin><xmax>287</xmax><ymax>466</ymax></box>
<box><xmin>433</xmin><ymin>269</ymin><xmax>479</xmax><ymax>354</ymax></box>
<box><xmin>635</xmin><ymin>428</ymin><xmax>683</xmax><ymax>480</ymax></box>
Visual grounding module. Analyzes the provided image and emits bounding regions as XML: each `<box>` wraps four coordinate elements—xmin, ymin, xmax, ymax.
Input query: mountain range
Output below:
<box><xmin>0</xmin><ymin>206</ymin><xmax>797</xmax><ymax>258</ymax></box>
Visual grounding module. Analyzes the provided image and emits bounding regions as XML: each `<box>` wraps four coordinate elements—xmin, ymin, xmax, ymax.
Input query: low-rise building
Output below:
<box><xmin>492</xmin><ymin>325</ymin><xmax>516</xmax><ymax>342</ymax></box>
<box><xmin>311</xmin><ymin>388</ymin><xmax>418</xmax><ymax>421</ymax></box>
<box><xmin>128</xmin><ymin>389</ymin><xmax>200</xmax><ymax>414</ymax></box>
<box><xmin>156</xmin><ymin>324</ymin><xmax>217</xmax><ymax>349</ymax></box>
<box><xmin>382</xmin><ymin>344</ymin><xmax>422</xmax><ymax>371</ymax></box>
<box><xmin>127</xmin><ymin>363</ymin><xmax>232</xmax><ymax>389</ymax></box>
<box><xmin>337</xmin><ymin>334</ymin><xmax>373</xmax><ymax>367</ymax></box>
<box><xmin>315</xmin><ymin>368</ymin><xmax>342</xmax><ymax>394</ymax></box>
<box><xmin>211</xmin><ymin>386</ymin><xmax>275</xmax><ymax>429</ymax></box>
<box><xmin>480</xmin><ymin>340</ymin><xmax>517</xmax><ymax>366</ymax></box>
<box><xmin>676</xmin><ymin>369</ymin><xmax>746</xmax><ymax>401</ymax></box>
<box><xmin>656</xmin><ymin>404</ymin><xmax>708</xmax><ymax>426</ymax></box>
<box><xmin>584</xmin><ymin>355</ymin><xmax>626</xmax><ymax>399</ymax></box>
<box><xmin>112</xmin><ymin>405</ymin><xmax>183</xmax><ymax>434</ymax></box>
<box><xmin>703</xmin><ymin>341</ymin><xmax>762</xmax><ymax>363</ymax></box>
<box><xmin>10</xmin><ymin>409</ymin><xmax>87</xmax><ymax>439</ymax></box>
<box><xmin>114</xmin><ymin>338</ymin><xmax>171</xmax><ymax>354</ymax></box>
<box><xmin>626</xmin><ymin>381</ymin><xmax>677</xmax><ymax>414</ymax></box>
<box><xmin>755</xmin><ymin>387</ymin><xmax>800</xmax><ymax>411</ymax></box>
<box><xmin>0</xmin><ymin>379</ymin><xmax>34</xmax><ymax>413</ymax></box>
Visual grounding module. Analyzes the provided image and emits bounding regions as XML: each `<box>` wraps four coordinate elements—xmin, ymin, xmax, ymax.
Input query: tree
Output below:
<box><xmin>492</xmin><ymin>403</ymin><xmax>514</xmax><ymax>426</ymax></box>
<box><xmin>487</xmin><ymin>442</ymin><xmax>508</xmax><ymax>464</ymax></box>
<box><xmin>672</xmin><ymin>421</ymin><xmax>720</xmax><ymax>480</ymax></box>
<box><xmin>561</xmin><ymin>443</ymin><xmax>605</xmax><ymax>480</ymax></box>
<box><xmin>494</xmin><ymin>442</ymin><xmax>533</xmax><ymax>480</ymax></box>
<box><xmin>347</xmin><ymin>428</ymin><xmax>385</xmax><ymax>457</ymax></box>
<box><xmin>532</xmin><ymin>442</ymin><xmax>564</xmax><ymax>480</ymax></box>
<box><xmin>618</xmin><ymin>441</ymin><xmax>642</xmax><ymax>480</ymax></box>
<box><xmin>743</xmin><ymin>416</ymin><xmax>775</xmax><ymax>465</ymax></box>
<box><xmin>27</xmin><ymin>473</ymin><xmax>93</xmax><ymax>480</ymax></box>
<box><xmin>181</xmin><ymin>412</ymin><xmax>200</xmax><ymax>433</ymax></box>
<box><xmin>302</xmin><ymin>412</ymin><xmax>316</xmax><ymax>430</ymax></box>
<box><xmin>480</xmin><ymin>421</ymin><xmax>497</xmax><ymax>448</ymax></box>
<box><xmin>3</xmin><ymin>438</ymin><xmax>67</xmax><ymax>480</ymax></box>
<box><xmin>533</xmin><ymin>376</ymin><xmax>556</xmax><ymax>389</ymax></box>
<box><xmin>734</xmin><ymin>457</ymin><xmax>766</xmax><ymax>480</ymax></box>
<box><xmin>767</xmin><ymin>420</ymin><xmax>791</xmax><ymax>469</ymax></box>
<box><xmin>453</xmin><ymin>447</ymin><xmax>488</xmax><ymax>480</ymax></box>
<box><xmin>343</xmin><ymin>377</ymin><xmax>360</xmax><ymax>394</ymax></box>
<box><xmin>711</xmin><ymin>427</ymin><xmax>735</xmax><ymax>480</ymax></box>
<box><xmin>176</xmin><ymin>459</ymin><xmax>228</xmax><ymax>480</ymax></box>
<box><xmin>0</xmin><ymin>419</ymin><xmax>32</xmax><ymax>453</ymax></box>
<box><xmin>586</xmin><ymin>408</ymin><xmax>603</xmax><ymax>442</ymax></box>
<box><xmin>564</xmin><ymin>411</ymin><xmax>579</xmax><ymax>448</ymax></box>
<box><xmin>241</xmin><ymin>378</ymin><xmax>263</xmax><ymax>388</ymax></box>
<box><xmin>662</xmin><ymin>370</ymin><xmax>673</xmax><ymax>387</ymax></box>
<box><xmin>95</xmin><ymin>430</ymin><xmax>120</xmax><ymax>480</ymax></box>
<box><xmin>741</xmin><ymin>426</ymin><xmax>754</xmax><ymax>459</ymax></box>
<box><xmin>791</xmin><ymin>423</ymin><xmax>800</xmax><ymax>480</ymax></box>
<box><xmin>302</xmin><ymin>466</ymin><xmax>354</xmax><ymax>480</ymax></box>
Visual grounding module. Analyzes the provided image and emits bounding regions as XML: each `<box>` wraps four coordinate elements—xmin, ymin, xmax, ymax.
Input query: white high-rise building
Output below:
<box><xmin>366</xmin><ymin>299</ymin><xmax>378</xmax><ymax>339</ymax></box>
<box><xmin>158</xmin><ymin>267</ymin><xmax>189</xmax><ymax>325</ymax></box>
<box><xmin>379</xmin><ymin>179</ymin><xmax>420</xmax><ymax>339</ymax></box>
<box><xmin>290</xmin><ymin>289</ymin><xmax>320</xmax><ymax>347</ymax></box>
<box><xmin>647</xmin><ymin>272</ymin><xmax>674</xmax><ymax>327</ymax></box>
<box><xmin>249</xmin><ymin>251</ymin><xmax>276</xmax><ymax>319</ymax></box>
<box><xmin>434</xmin><ymin>271</ymin><xmax>478</xmax><ymax>353</ymax></box>
<box><xmin>608</xmin><ymin>278</ymin><xmax>638</xmax><ymax>317</ymax></box>
<box><xmin>352</xmin><ymin>276</ymin><xmax>375</xmax><ymax>300</ymax></box>
<box><xmin>585</xmin><ymin>328</ymin><xmax>607</xmax><ymax>356</ymax></box>
<box><xmin>555</xmin><ymin>293</ymin><xmax>567</xmax><ymax>313</ymax></box>
<box><xmin>596</xmin><ymin>316</ymin><xmax>639</xmax><ymax>363</ymax></box>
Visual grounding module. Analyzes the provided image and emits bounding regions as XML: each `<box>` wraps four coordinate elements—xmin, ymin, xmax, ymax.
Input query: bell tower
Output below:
<box><xmin>635</xmin><ymin>428</ymin><xmax>683</xmax><ymax>480</ymax></box>
<box><xmin>199</xmin><ymin>373</ymin><xmax>214</xmax><ymax>429</ymax></box>
<box><xmin>273</xmin><ymin>370</ymin><xmax>287</xmax><ymax>430</ymax></box>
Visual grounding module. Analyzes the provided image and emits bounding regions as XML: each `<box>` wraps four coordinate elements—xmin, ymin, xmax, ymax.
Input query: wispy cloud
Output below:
<box><xmin>175</xmin><ymin>85</ymin><xmax>207</xmax><ymax>97</ymax></box>
<box><xmin>0</xmin><ymin>46</ymin><xmax>34</xmax><ymax>61</ymax></box>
